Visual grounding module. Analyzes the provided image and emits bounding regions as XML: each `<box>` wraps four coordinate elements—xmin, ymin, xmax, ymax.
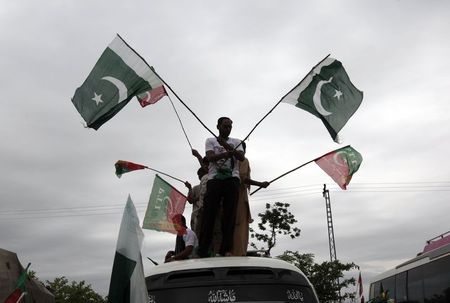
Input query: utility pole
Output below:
<box><xmin>323</xmin><ymin>184</ymin><xmax>342</xmax><ymax>303</ymax></box>
<box><xmin>323</xmin><ymin>184</ymin><xmax>337</xmax><ymax>262</ymax></box>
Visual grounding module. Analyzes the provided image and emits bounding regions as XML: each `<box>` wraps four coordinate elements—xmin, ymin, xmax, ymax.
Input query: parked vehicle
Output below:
<box><xmin>146</xmin><ymin>256</ymin><xmax>319</xmax><ymax>303</ymax></box>
<box><xmin>369</xmin><ymin>231</ymin><xmax>450</xmax><ymax>303</ymax></box>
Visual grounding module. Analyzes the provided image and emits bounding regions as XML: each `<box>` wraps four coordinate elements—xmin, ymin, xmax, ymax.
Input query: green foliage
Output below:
<box><xmin>250</xmin><ymin>202</ymin><xmax>301</xmax><ymax>255</ymax></box>
<box><xmin>45</xmin><ymin>276</ymin><xmax>106</xmax><ymax>303</ymax></box>
<box><xmin>278</xmin><ymin>250</ymin><xmax>359</xmax><ymax>303</ymax></box>
<box><xmin>27</xmin><ymin>270</ymin><xmax>37</xmax><ymax>280</ymax></box>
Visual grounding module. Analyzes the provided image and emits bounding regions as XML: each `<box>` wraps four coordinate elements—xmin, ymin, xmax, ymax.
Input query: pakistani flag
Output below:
<box><xmin>315</xmin><ymin>145</ymin><xmax>363</xmax><ymax>190</ymax></box>
<box><xmin>108</xmin><ymin>196</ymin><xmax>148</xmax><ymax>303</ymax></box>
<box><xmin>72</xmin><ymin>35</ymin><xmax>166</xmax><ymax>130</ymax></box>
<box><xmin>142</xmin><ymin>175</ymin><xmax>187</xmax><ymax>234</ymax></box>
<box><xmin>282</xmin><ymin>57</ymin><xmax>363</xmax><ymax>142</ymax></box>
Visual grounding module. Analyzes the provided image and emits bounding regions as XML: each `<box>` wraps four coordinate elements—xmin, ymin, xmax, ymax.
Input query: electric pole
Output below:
<box><xmin>323</xmin><ymin>184</ymin><xmax>342</xmax><ymax>303</ymax></box>
<box><xmin>323</xmin><ymin>183</ymin><xmax>337</xmax><ymax>262</ymax></box>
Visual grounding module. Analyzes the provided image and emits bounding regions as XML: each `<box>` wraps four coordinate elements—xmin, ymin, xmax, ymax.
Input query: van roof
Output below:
<box><xmin>147</xmin><ymin>256</ymin><xmax>303</xmax><ymax>276</ymax></box>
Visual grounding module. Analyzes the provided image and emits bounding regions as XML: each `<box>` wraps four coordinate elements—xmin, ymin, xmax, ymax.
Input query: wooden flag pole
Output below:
<box><xmin>241</xmin><ymin>54</ymin><xmax>330</xmax><ymax>143</ymax></box>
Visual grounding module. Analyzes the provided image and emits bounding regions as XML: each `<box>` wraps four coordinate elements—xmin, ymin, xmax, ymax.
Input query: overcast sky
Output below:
<box><xmin>1</xmin><ymin>0</ymin><xmax>449</xmax><ymax>298</ymax></box>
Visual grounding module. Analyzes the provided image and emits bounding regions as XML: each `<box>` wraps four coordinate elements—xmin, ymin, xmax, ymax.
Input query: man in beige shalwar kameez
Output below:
<box><xmin>232</xmin><ymin>142</ymin><xmax>270</xmax><ymax>256</ymax></box>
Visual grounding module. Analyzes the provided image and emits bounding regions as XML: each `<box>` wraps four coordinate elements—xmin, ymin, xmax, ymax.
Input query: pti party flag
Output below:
<box><xmin>282</xmin><ymin>57</ymin><xmax>363</xmax><ymax>142</ymax></box>
<box><xmin>115</xmin><ymin>160</ymin><xmax>148</xmax><ymax>178</ymax></box>
<box><xmin>315</xmin><ymin>145</ymin><xmax>362</xmax><ymax>190</ymax></box>
<box><xmin>142</xmin><ymin>175</ymin><xmax>187</xmax><ymax>234</ymax></box>
<box><xmin>137</xmin><ymin>84</ymin><xmax>167</xmax><ymax>107</ymax></box>
<box><xmin>3</xmin><ymin>263</ymin><xmax>30</xmax><ymax>303</ymax></box>
<box><xmin>72</xmin><ymin>34</ymin><xmax>166</xmax><ymax>130</ymax></box>
<box><xmin>358</xmin><ymin>272</ymin><xmax>365</xmax><ymax>303</ymax></box>
<box><xmin>108</xmin><ymin>196</ymin><xmax>147</xmax><ymax>303</ymax></box>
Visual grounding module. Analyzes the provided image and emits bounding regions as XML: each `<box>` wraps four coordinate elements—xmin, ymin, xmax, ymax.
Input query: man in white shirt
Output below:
<box><xmin>198</xmin><ymin>117</ymin><xmax>244</xmax><ymax>257</ymax></box>
<box><xmin>165</xmin><ymin>214</ymin><xmax>198</xmax><ymax>262</ymax></box>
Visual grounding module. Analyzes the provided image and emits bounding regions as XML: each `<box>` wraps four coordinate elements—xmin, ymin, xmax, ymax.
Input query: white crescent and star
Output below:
<box><xmin>91</xmin><ymin>76</ymin><xmax>129</xmax><ymax>106</ymax></box>
<box><xmin>333</xmin><ymin>151</ymin><xmax>348</xmax><ymax>167</ymax></box>
<box><xmin>313</xmin><ymin>77</ymin><xmax>333</xmax><ymax>116</ymax></box>
<box><xmin>333</xmin><ymin>89</ymin><xmax>343</xmax><ymax>100</ymax></box>
<box><xmin>91</xmin><ymin>92</ymin><xmax>103</xmax><ymax>105</ymax></box>
<box><xmin>313</xmin><ymin>76</ymin><xmax>344</xmax><ymax>116</ymax></box>
<box><xmin>102</xmin><ymin>76</ymin><xmax>128</xmax><ymax>103</ymax></box>
<box><xmin>138</xmin><ymin>91</ymin><xmax>151</xmax><ymax>102</ymax></box>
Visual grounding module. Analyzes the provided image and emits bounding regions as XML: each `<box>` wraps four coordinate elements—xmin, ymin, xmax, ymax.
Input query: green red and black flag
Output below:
<box><xmin>115</xmin><ymin>160</ymin><xmax>148</xmax><ymax>178</ymax></box>
<box><xmin>3</xmin><ymin>263</ymin><xmax>30</xmax><ymax>303</ymax></box>
<box><xmin>315</xmin><ymin>145</ymin><xmax>362</xmax><ymax>189</ymax></box>
<box><xmin>142</xmin><ymin>175</ymin><xmax>187</xmax><ymax>234</ymax></box>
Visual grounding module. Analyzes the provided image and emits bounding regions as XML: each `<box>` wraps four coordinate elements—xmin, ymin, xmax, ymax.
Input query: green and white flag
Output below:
<box><xmin>282</xmin><ymin>57</ymin><xmax>363</xmax><ymax>142</ymax></box>
<box><xmin>108</xmin><ymin>195</ymin><xmax>147</xmax><ymax>303</ymax></box>
<box><xmin>72</xmin><ymin>35</ymin><xmax>165</xmax><ymax>130</ymax></box>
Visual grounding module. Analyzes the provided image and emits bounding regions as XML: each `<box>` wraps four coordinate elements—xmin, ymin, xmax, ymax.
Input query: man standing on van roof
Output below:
<box><xmin>198</xmin><ymin>117</ymin><xmax>245</xmax><ymax>257</ymax></box>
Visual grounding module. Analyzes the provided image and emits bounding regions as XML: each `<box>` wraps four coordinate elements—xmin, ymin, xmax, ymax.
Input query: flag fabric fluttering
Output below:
<box><xmin>315</xmin><ymin>145</ymin><xmax>362</xmax><ymax>190</ymax></box>
<box><xmin>358</xmin><ymin>272</ymin><xmax>365</xmax><ymax>303</ymax></box>
<box><xmin>108</xmin><ymin>196</ymin><xmax>147</xmax><ymax>303</ymax></box>
<box><xmin>137</xmin><ymin>84</ymin><xmax>167</xmax><ymax>107</ymax></box>
<box><xmin>142</xmin><ymin>175</ymin><xmax>187</xmax><ymax>234</ymax></box>
<box><xmin>281</xmin><ymin>57</ymin><xmax>363</xmax><ymax>142</ymax></box>
<box><xmin>115</xmin><ymin>160</ymin><xmax>148</xmax><ymax>178</ymax></box>
<box><xmin>3</xmin><ymin>263</ymin><xmax>30</xmax><ymax>303</ymax></box>
<box><xmin>72</xmin><ymin>34</ymin><xmax>166</xmax><ymax>130</ymax></box>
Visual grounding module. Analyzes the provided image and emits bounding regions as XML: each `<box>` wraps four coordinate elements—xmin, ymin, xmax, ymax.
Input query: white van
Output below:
<box><xmin>146</xmin><ymin>256</ymin><xmax>320</xmax><ymax>303</ymax></box>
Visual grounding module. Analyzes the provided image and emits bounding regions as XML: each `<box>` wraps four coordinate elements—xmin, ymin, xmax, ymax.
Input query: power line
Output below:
<box><xmin>1</xmin><ymin>181</ymin><xmax>448</xmax><ymax>220</ymax></box>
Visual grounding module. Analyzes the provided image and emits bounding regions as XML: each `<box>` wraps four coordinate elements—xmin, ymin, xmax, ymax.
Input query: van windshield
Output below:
<box><xmin>146</xmin><ymin>266</ymin><xmax>318</xmax><ymax>303</ymax></box>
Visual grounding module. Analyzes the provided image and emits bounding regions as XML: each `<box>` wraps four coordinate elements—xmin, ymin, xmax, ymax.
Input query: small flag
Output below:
<box><xmin>142</xmin><ymin>175</ymin><xmax>187</xmax><ymax>234</ymax></box>
<box><xmin>108</xmin><ymin>196</ymin><xmax>147</xmax><ymax>303</ymax></box>
<box><xmin>115</xmin><ymin>160</ymin><xmax>148</xmax><ymax>178</ymax></box>
<box><xmin>3</xmin><ymin>263</ymin><xmax>30</xmax><ymax>303</ymax></box>
<box><xmin>137</xmin><ymin>85</ymin><xmax>167</xmax><ymax>107</ymax></box>
<box><xmin>282</xmin><ymin>57</ymin><xmax>363</xmax><ymax>142</ymax></box>
<box><xmin>358</xmin><ymin>272</ymin><xmax>365</xmax><ymax>303</ymax></box>
<box><xmin>72</xmin><ymin>34</ymin><xmax>165</xmax><ymax>130</ymax></box>
<box><xmin>315</xmin><ymin>145</ymin><xmax>362</xmax><ymax>189</ymax></box>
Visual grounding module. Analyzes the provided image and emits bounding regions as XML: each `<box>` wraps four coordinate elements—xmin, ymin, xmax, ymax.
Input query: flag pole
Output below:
<box><xmin>144</xmin><ymin>167</ymin><xmax>185</xmax><ymax>184</ymax></box>
<box><xmin>150</xmin><ymin>68</ymin><xmax>217</xmax><ymax>138</ymax></box>
<box><xmin>249</xmin><ymin>145</ymin><xmax>345</xmax><ymax>195</ymax></box>
<box><xmin>16</xmin><ymin>291</ymin><xmax>27</xmax><ymax>303</ymax></box>
<box><xmin>147</xmin><ymin>257</ymin><xmax>159</xmax><ymax>266</ymax></box>
<box><xmin>241</xmin><ymin>54</ymin><xmax>331</xmax><ymax>143</ymax></box>
<box><xmin>167</xmin><ymin>95</ymin><xmax>193</xmax><ymax>150</ymax></box>
<box><xmin>250</xmin><ymin>159</ymin><xmax>315</xmax><ymax>195</ymax></box>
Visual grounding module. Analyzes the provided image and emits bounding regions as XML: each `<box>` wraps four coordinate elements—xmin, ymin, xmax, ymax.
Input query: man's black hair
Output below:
<box><xmin>172</xmin><ymin>214</ymin><xmax>187</xmax><ymax>227</ymax></box>
<box><xmin>217</xmin><ymin>117</ymin><xmax>231</xmax><ymax>126</ymax></box>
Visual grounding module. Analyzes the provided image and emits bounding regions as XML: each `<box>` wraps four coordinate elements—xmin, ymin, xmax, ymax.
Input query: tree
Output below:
<box><xmin>278</xmin><ymin>250</ymin><xmax>359</xmax><ymax>303</ymax></box>
<box><xmin>45</xmin><ymin>276</ymin><xmax>106</xmax><ymax>303</ymax></box>
<box><xmin>250</xmin><ymin>202</ymin><xmax>301</xmax><ymax>255</ymax></box>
